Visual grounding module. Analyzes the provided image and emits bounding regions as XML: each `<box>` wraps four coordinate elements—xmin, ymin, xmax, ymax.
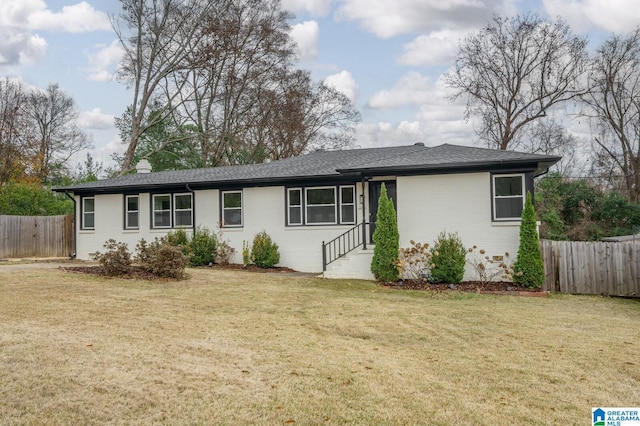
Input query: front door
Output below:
<box><xmin>368</xmin><ymin>180</ymin><xmax>397</xmax><ymax>241</ymax></box>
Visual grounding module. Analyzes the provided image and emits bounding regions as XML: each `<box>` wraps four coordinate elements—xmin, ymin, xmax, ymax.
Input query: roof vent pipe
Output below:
<box><xmin>136</xmin><ymin>159</ymin><xmax>152</xmax><ymax>173</ymax></box>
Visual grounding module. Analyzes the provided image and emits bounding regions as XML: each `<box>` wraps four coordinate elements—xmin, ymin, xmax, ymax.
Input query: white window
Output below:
<box><xmin>125</xmin><ymin>195</ymin><xmax>139</xmax><ymax>229</ymax></box>
<box><xmin>222</xmin><ymin>191</ymin><xmax>242</xmax><ymax>227</ymax></box>
<box><xmin>493</xmin><ymin>174</ymin><xmax>525</xmax><ymax>220</ymax></box>
<box><xmin>288</xmin><ymin>188</ymin><xmax>302</xmax><ymax>225</ymax></box>
<box><xmin>153</xmin><ymin>194</ymin><xmax>172</xmax><ymax>228</ymax></box>
<box><xmin>174</xmin><ymin>193</ymin><xmax>193</xmax><ymax>227</ymax></box>
<box><xmin>82</xmin><ymin>197</ymin><xmax>95</xmax><ymax>230</ymax></box>
<box><xmin>340</xmin><ymin>186</ymin><xmax>356</xmax><ymax>224</ymax></box>
<box><xmin>306</xmin><ymin>187</ymin><xmax>336</xmax><ymax>224</ymax></box>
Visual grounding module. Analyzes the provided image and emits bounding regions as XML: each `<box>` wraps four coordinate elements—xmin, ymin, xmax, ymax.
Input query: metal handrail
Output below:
<box><xmin>322</xmin><ymin>222</ymin><xmax>372</xmax><ymax>271</ymax></box>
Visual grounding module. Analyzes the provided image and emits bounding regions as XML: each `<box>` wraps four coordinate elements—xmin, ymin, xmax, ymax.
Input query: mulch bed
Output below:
<box><xmin>382</xmin><ymin>280</ymin><xmax>547</xmax><ymax>296</ymax></box>
<box><xmin>60</xmin><ymin>263</ymin><xmax>297</xmax><ymax>280</ymax></box>
<box><xmin>61</xmin><ymin>265</ymin><xmax>546</xmax><ymax>296</ymax></box>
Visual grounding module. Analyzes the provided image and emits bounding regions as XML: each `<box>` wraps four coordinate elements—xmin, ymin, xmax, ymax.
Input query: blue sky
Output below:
<box><xmin>1</xmin><ymin>0</ymin><xmax>639</xmax><ymax>170</ymax></box>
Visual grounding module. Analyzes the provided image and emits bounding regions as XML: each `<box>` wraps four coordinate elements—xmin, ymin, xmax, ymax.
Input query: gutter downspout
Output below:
<box><xmin>185</xmin><ymin>184</ymin><xmax>196</xmax><ymax>234</ymax></box>
<box><xmin>63</xmin><ymin>192</ymin><xmax>77</xmax><ymax>258</ymax></box>
<box><xmin>361</xmin><ymin>175</ymin><xmax>367</xmax><ymax>250</ymax></box>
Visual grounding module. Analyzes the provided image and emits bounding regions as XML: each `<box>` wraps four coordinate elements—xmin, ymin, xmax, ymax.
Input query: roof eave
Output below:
<box><xmin>52</xmin><ymin>171</ymin><xmax>363</xmax><ymax>195</ymax></box>
<box><xmin>336</xmin><ymin>157</ymin><xmax>561</xmax><ymax>176</ymax></box>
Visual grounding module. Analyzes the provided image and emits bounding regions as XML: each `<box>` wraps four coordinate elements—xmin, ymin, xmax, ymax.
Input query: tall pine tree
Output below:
<box><xmin>370</xmin><ymin>183</ymin><xmax>399</xmax><ymax>281</ymax></box>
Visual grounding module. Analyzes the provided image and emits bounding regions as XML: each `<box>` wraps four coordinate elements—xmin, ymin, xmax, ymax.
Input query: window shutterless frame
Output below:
<box><xmin>173</xmin><ymin>193</ymin><xmax>193</xmax><ymax>228</ymax></box>
<box><xmin>81</xmin><ymin>196</ymin><xmax>95</xmax><ymax>230</ymax></box>
<box><xmin>305</xmin><ymin>186</ymin><xmax>337</xmax><ymax>225</ymax></box>
<box><xmin>221</xmin><ymin>190</ymin><xmax>243</xmax><ymax>227</ymax></box>
<box><xmin>287</xmin><ymin>188</ymin><xmax>303</xmax><ymax>225</ymax></box>
<box><xmin>339</xmin><ymin>185</ymin><xmax>356</xmax><ymax>224</ymax></box>
<box><xmin>152</xmin><ymin>194</ymin><xmax>172</xmax><ymax>228</ymax></box>
<box><xmin>124</xmin><ymin>195</ymin><xmax>139</xmax><ymax>229</ymax></box>
<box><xmin>492</xmin><ymin>174</ymin><xmax>525</xmax><ymax>221</ymax></box>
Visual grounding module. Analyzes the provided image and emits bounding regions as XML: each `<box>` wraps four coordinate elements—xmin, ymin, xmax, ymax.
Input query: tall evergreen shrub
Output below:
<box><xmin>513</xmin><ymin>192</ymin><xmax>545</xmax><ymax>288</ymax></box>
<box><xmin>371</xmin><ymin>183</ymin><xmax>399</xmax><ymax>281</ymax></box>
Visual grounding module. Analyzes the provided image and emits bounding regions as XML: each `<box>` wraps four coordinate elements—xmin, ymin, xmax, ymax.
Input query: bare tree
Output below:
<box><xmin>445</xmin><ymin>14</ymin><xmax>588</xmax><ymax>151</ymax></box>
<box><xmin>113</xmin><ymin>0</ymin><xmax>220</xmax><ymax>172</ymax></box>
<box><xmin>583</xmin><ymin>29</ymin><xmax>640</xmax><ymax>202</ymax></box>
<box><xmin>248</xmin><ymin>69</ymin><xmax>360</xmax><ymax>160</ymax></box>
<box><xmin>172</xmin><ymin>0</ymin><xmax>297</xmax><ymax>166</ymax></box>
<box><xmin>0</xmin><ymin>78</ymin><xmax>31</xmax><ymax>184</ymax></box>
<box><xmin>522</xmin><ymin>119</ymin><xmax>580</xmax><ymax>176</ymax></box>
<box><xmin>26</xmin><ymin>83</ymin><xmax>91</xmax><ymax>183</ymax></box>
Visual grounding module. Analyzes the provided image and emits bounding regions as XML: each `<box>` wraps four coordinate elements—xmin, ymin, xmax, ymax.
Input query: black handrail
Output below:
<box><xmin>322</xmin><ymin>222</ymin><xmax>373</xmax><ymax>271</ymax></box>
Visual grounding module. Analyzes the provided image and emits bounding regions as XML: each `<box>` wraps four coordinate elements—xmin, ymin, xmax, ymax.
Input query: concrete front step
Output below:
<box><xmin>323</xmin><ymin>248</ymin><xmax>375</xmax><ymax>280</ymax></box>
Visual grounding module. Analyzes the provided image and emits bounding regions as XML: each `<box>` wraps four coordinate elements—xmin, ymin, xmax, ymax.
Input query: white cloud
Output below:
<box><xmin>355</xmin><ymin>121</ymin><xmax>427</xmax><ymax>148</ymax></box>
<box><xmin>397</xmin><ymin>30</ymin><xmax>464</xmax><ymax>67</ymax></box>
<box><xmin>0</xmin><ymin>0</ymin><xmax>110</xmax><ymax>33</ymax></box>
<box><xmin>28</xmin><ymin>1</ymin><xmax>111</xmax><ymax>33</ymax></box>
<box><xmin>290</xmin><ymin>20</ymin><xmax>319</xmax><ymax>61</ymax></box>
<box><xmin>367</xmin><ymin>72</ymin><xmax>435</xmax><ymax>109</ymax></box>
<box><xmin>0</xmin><ymin>1</ymin><xmax>109</xmax><ymax>68</ymax></box>
<box><xmin>281</xmin><ymin>0</ymin><xmax>332</xmax><ymax>16</ymax></box>
<box><xmin>543</xmin><ymin>0</ymin><xmax>640</xmax><ymax>33</ymax></box>
<box><xmin>324</xmin><ymin>70</ymin><xmax>359</xmax><ymax>103</ymax></box>
<box><xmin>86</xmin><ymin>40</ymin><xmax>123</xmax><ymax>81</ymax></box>
<box><xmin>336</xmin><ymin>0</ymin><xmax>508</xmax><ymax>38</ymax></box>
<box><xmin>0</xmin><ymin>28</ymin><xmax>48</xmax><ymax>66</ymax></box>
<box><xmin>78</xmin><ymin>108</ymin><xmax>115</xmax><ymax>130</ymax></box>
<box><xmin>356</xmin><ymin>71</ymin><xmax>477</xmax><ymax>149</ymax></box>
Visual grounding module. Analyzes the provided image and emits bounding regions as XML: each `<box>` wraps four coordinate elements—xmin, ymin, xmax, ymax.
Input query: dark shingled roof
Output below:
<box><xmin>54</xmin><ymin>143</ymin><xmax>560</xmax><ymax>193</ymax></box>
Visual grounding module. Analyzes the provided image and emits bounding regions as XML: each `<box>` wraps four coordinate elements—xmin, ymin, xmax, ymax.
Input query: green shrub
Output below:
<box><xmin>189</xmin><ymin>226</ymin><xmax>217</xmax><ymax>266</ymax></box>
<box><xmin>251</xmin><ymin>231</ymin><xmax>280</xmax><ymax>268</ymax></box>
<box><xmin>135</xmin><ymin>237</ymin><xmax>189</xmax><ymax>279</ymax></box>
<box><xmin>513</xmin><ymin>192</ymin><xmax>545</xmax><ymax>288</ymax></box>
<box><xmin>242</xmin><ymin>240</ymin><xmax>251</xmax><ymax>267</ymax></box>
<box><xmin>430</xmin><ymin>231</ymin><xmax>466</xmax><ymax>284</ymax></box>
<box><xmin>371</xmin><ymin>183</ymin><xmax>400</xmax><ymax>282</ymax></box>
<box><xmin>92</xmin><ymin>239</ymin><xmax>132</xmax><ymax>276</ymax></box>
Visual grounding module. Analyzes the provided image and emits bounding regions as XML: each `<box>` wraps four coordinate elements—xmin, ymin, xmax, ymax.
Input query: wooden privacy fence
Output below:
<box><xmin>0</xmin><ymin>215</ymin><xmax>74</xmax><ymax>258</ymax></box>
<box><xmin>541</xmin><ymin>239</ymin><xmax>640</xmax><ymax>296</ymax></box>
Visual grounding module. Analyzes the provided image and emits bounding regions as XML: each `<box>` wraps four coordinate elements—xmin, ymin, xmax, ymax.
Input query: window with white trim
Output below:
<box><xmin>174</xmin><ymin>193</ymin><xmax>193</xmax><ymax>227</ymax></box>
<box><xmin>288</xmin><ymin>188</ymin><xmax>302</xmax><ymax>225</ymax></box>
<box><xmin>125</xmin><ymin>195</ymin><xmax>139</xmax><ymax>229</ymax></box>
<box><xmin>222</xmin><ymin>191</ymin><xmax>242</xmax><ymax>227</ymax></box>
<box><xmin>152</xmin><ymin>194</ymin><xmax>172</xmax><ymax>228</ymax></box>
<box><xmin>340</xmin><ymin>186</ymin><xmax>356</xmax><ymax>224</ymax></box>
<box><xmin>81</xmin><ymin>197</ymin><xmax>95</xmax><ymax>230</ymax></box>
<box><xmin>287</xmin><ymin>185</ymin><xmax>357</xmax><ymax>226</ymax></box>
<box><xmin>493</xmin><ymin>174</ymin><xmax>525</xmax><ymax>220</ymax></box>
<box><xmin>306</xmin><ymin>187</ymin><xmax>337</xmax><ymax>224</ymax></box>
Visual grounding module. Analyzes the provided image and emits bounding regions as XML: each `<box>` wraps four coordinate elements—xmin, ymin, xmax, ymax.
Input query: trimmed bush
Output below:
<box><xmin>251</xmin><ymin>231</ymin><xmax>280</xmax><ymax>268</ymax></box>
<box><xmin>92</xmin><ymin>239</ymin><xmax>132</xmax><ymax>276</ymax></box>
<box><xmin>189</xmin><ymin>226</ymin><xmax>217</xmax><ymax>266</ymax></box>
<box><xmin>136</xmin><ymin>237</ymin><xmax>189</xmax><ymax>279</ymax></box>
<box><xmin>430</xmin><ymin>231</ymin><xmax>466</xmax><ymax>284</ymax></box>
<box><xmin>513</xmin><ymin>192</ymin><xmax>545</xmax><ymax>288</ymax></box>
<box><xmin>371</xmin><ymin>183</ymin><xmax>400</xmax><ymax>282</ymax></box>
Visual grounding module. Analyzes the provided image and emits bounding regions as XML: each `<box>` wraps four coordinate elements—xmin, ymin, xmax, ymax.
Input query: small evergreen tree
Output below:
<box><xmin>430</xmin><ymin>231</ymin><xmax>466</xmax><ymax>284</ymax></box>
<box><xmin>251</xmin><ymin>231</ymin><xmax>280</xmax><ymax>268</ymax></box>
<box><xmin>371</xmin><ymin>183</ymin><xmax>399</xmax><ymax>281</ymax></box>
<box><xmin>513</xmin><ymin>192</ymin><xmax>545</xmax><ymax>288</ymax></box>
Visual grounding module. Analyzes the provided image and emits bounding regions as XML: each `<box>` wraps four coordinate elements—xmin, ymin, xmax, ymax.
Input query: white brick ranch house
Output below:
<box><xmin>54</xmin><ymin>143</ymin><xmax>559</xmax><ymax>280</ymax></box>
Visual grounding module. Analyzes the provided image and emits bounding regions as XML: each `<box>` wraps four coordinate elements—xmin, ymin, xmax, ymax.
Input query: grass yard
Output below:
<box><xmin>1</xmin><ymin>267</ymin><xmax>639</xmax><ymax>425</ymax></box>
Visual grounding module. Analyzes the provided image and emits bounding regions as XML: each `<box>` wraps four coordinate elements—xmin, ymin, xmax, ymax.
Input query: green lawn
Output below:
<box><xmin>0</xmin><ymin>267</ymin><xmax>639</xmax><ymax>425</ymax></box>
